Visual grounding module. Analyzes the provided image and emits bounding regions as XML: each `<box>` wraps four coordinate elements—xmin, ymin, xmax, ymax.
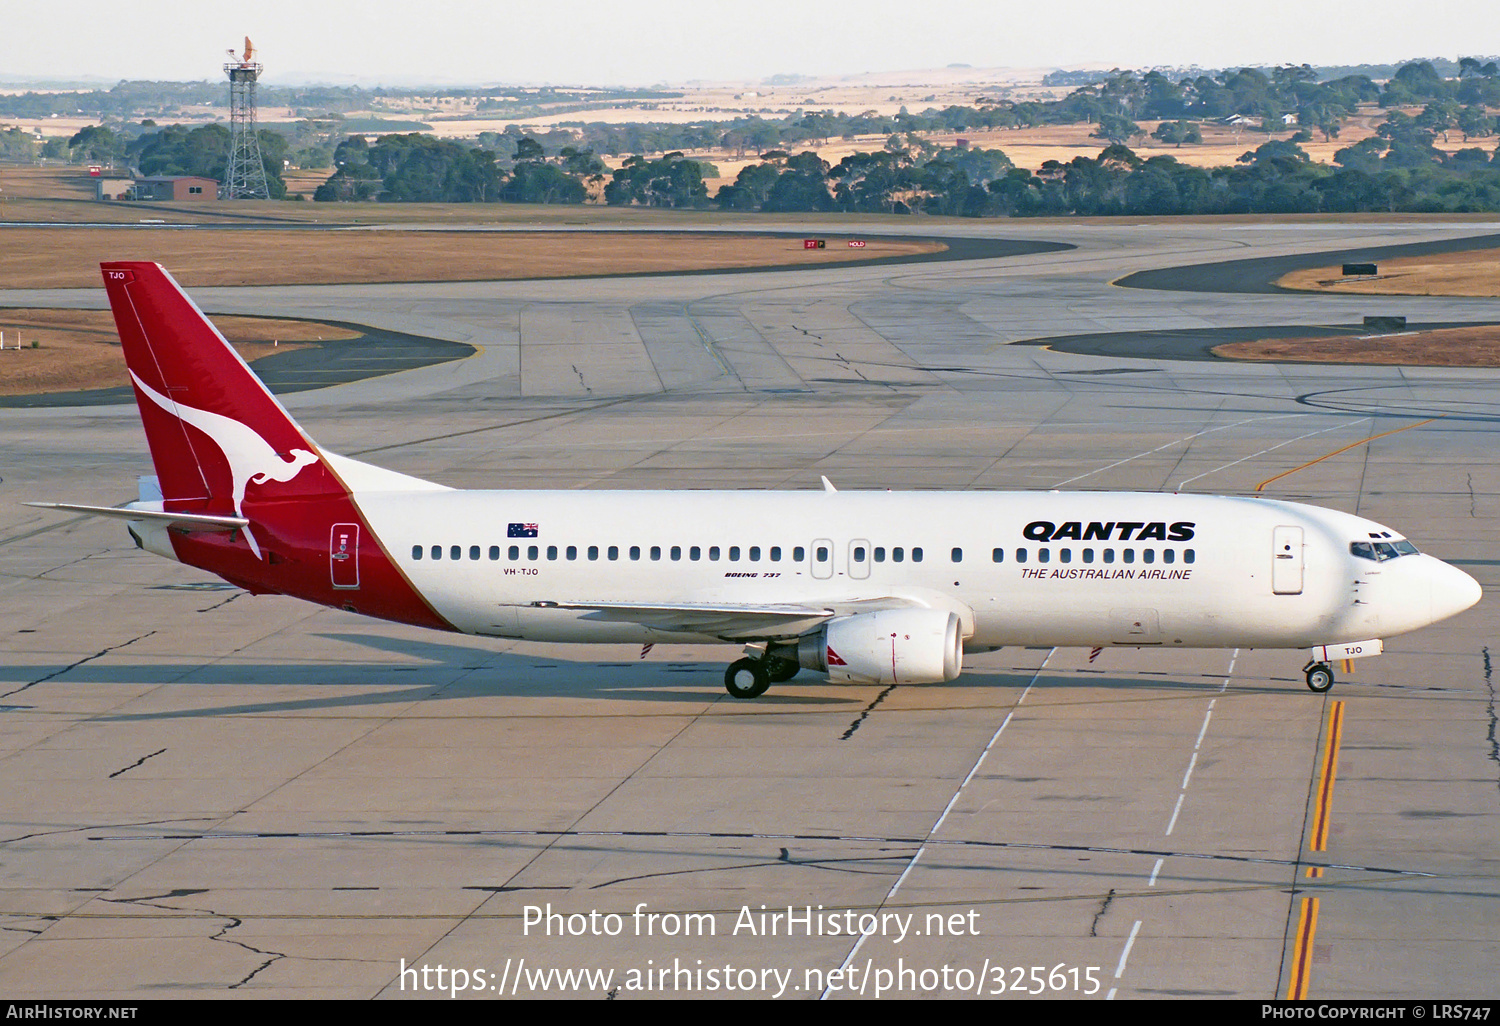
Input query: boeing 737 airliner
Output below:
<box><xmin>29</xmin><ymin>263</ymin><xmax>1482</xmax><ymax>697</ymax></box>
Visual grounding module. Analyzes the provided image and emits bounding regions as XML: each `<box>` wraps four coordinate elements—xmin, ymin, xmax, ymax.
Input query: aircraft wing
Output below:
<box><xmin>538</xmin><ymin>595</ymin><xmax>944</xmax><ymax>641</ymax></box>
<box><xmin>539</xmin><ymin>601</ymin><xmax>836</xmax><ymax>640</ymax></box>
<box><xmin>24</xmin><ymin>502</ymin><xmax>248</xmax><ymax>531</ymax></box>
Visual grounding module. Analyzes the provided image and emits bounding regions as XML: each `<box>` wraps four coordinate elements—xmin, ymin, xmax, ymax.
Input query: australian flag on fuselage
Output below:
<box><xmin>508</xmin><ymin>523</ymin><xmax>539</xmax><ymax>538</ymax></box>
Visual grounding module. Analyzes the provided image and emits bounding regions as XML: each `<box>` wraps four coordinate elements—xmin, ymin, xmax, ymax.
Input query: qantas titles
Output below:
<box><xmin>1023</xmin><ymin>520</ymin><xmax>1196</xmax><ymax>543</ymax></box>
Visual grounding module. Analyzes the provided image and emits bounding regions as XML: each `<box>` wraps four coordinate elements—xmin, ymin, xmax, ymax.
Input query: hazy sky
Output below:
<box><xmin>5</xmin><ymin>0</ymin><xmax>1499</xmax><ymax>86</ymax></box>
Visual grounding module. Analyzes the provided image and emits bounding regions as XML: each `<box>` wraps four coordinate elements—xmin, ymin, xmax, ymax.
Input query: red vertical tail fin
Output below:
<box><xmin>101</xmin><ymin>262</ymin><xmax>345</xmax><ymax>518</ymax></box>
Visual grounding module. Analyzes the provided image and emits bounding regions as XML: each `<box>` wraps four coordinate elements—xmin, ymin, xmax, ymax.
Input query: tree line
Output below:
<box><xmin>13</xmin><ymin>55</ymin><xmax>1500</xmax><ymax>216</ymax></box>
<box><xmin>306</xmin><ymin>125</ymin><xmax>1500</xmax><ymax>216</ymax></box>
<box><xmin>32</xmin><ymin>114</ymin><xmax>1500</xmax><ymax>215</ymax></box>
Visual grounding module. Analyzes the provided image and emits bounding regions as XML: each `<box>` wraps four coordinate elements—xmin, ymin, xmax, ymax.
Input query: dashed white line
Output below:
<box><xmin>1164</xmin><ymin>793</ymin><xmax>1186</xmax><ymax>836</ymax></box>
<box><xmin>820</xmin><ymin>650</ymin><xmax>1054</xmax><ymax>999</ymax></box>
<box><xmin>1175</xmin><ymin>418</ymin><xmax>1370</xmax><ymax>490</ymax></box>
<box><xmin>1194</xmin><ymin>702</ymin><xmax>1216</xmax><ymax>749</ymax></box>
<box><xmin>1114</xmin><ymin>919</ymin><xmax>1143</xmax><ymax>980</ymax></box>
<box><xmin>1180</xmin><ymin>752</ymin><xmax>1199</xmax><ymax>791</ymax></box>
<box><xmin>1054</xmin><ymin>414</ymin><xmax>1306</xmax><ymax>487</ymax></box>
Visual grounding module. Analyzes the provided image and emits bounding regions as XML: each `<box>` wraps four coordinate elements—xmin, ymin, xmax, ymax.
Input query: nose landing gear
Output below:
<box><xmin>1303</xmin><ymin>661</ymin><xmax>1334</xmax><ymax>693</ymax></box>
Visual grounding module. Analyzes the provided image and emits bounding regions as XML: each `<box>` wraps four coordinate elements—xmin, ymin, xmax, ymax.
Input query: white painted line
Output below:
<box><xmin>1148</xmin><ymin>858</ymin><xmax>1164</xmax><ymax>886</ymax></box>
<box><xmin>1194</xmin><ymin>704</ymin><xmax>1214</xmax><ymax>750</ymax></box>
<box><xmin>821</xmin><ymin>651</ymin><xmax>1053</xmax><ymax>999</ymax></box>
<box><xmin>1176</xmin><ymin>418</ymin><xmax>1370</xmax><ymax>490</ymax></box>
<box><xmin>1054</xmin><ymin>414</ymin><xmax>1307</xmax><ymax>487</ymax></box>
<box><xmin>1180</xmin><ymin>752</ymin><xmax>1199</xmax><ymax>791</ymax></box>
<box><xmin>1219</xmin><ymin>650</ymin><xmax>1238</xmax><ymax>693</ymax></box>
<box><xmin>1114</xmin><ymin>919</ymin><xmax>1143</xmax><ymax>978</ymax></box>
<box><xmin>1165</xmin><ymin>793</ymin><xmax>1185</xmax><ymax>835</ymax></box>
<box><xmin>886</xmin><ymin>845</ymin><xmax>925</xmax><ymax>898</ymax></box>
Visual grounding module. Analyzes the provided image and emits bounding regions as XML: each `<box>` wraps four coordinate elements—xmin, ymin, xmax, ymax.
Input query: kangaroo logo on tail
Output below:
<box><xmin>131</xmin><ymin>370</ymin><xmax>318</xmax><ymax>558</ymax></box>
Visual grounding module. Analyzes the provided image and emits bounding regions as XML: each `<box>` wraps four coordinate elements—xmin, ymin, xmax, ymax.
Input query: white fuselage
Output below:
<box><xmin>358</xmin><ymin>489</ymin><xmax>1477</xmax><ymax>651</ymax></box>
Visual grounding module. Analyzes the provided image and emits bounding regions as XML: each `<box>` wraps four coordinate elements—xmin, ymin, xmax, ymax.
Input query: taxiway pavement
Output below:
<box><xmin>1</xmin><ymin>219</ymin><xmax>1496</xmax><ymax>999</ymax></box>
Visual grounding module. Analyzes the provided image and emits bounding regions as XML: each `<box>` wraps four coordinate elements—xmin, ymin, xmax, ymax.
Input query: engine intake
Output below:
<box><xmin>793</xmin><ymin>608</ymin><xmax>963</xmax><ymax>684</ymax></box>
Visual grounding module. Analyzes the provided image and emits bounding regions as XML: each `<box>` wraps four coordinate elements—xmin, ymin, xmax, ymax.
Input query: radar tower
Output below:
<box><xmin>222</xmin><ymin>37</ymin><xmax>271</xmax><ymax>199</ymax></box>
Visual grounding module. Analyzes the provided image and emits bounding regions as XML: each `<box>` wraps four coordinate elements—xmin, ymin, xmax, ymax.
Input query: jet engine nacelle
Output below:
<box><xmin>796</xmin><ymin>608</ymin><xmax>963</xmax><ymax>684</ymax></box>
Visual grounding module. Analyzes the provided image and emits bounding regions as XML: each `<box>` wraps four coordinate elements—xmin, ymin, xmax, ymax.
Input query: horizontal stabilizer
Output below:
<box><xmin>25</xmin><ymin>502</ymin><xmax>249</xmax><ymax>531</ymax></box>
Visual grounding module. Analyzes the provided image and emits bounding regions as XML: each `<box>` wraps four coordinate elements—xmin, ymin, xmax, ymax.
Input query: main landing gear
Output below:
<box><xmin>723</xmin><ymin>654</ymin><xmax>799</xmax><ymax>699</ymax></box>
<box><xmin>1303</xmin><ymin>661</ymin><xmax>1335</xmax><ymax>693</ymax></box>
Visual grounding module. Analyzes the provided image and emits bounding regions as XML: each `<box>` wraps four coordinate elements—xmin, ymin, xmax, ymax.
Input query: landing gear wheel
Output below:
<box><xmin>765</xmin><ymin>656</ymin><xmax>799</xmax><ymax>683</ymax></box>
<box><xmin>1305</xmin><ymin>662</ymin><xmax>1334</xmax><ymax>693</ymax></box>
<box><xmin>725</xmin><ymin>658</ymin><xmax>770</xmax><ymax>699</ymax></box>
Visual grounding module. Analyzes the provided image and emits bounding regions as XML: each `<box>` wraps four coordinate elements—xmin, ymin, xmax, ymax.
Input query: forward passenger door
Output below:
<box><xmin>1272</xmin><ymin>526</ymin><xmax>1304</xmax><ymax>595</ymax></box>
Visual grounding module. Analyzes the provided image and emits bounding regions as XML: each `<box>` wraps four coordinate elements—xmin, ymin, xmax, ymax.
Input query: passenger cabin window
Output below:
<box><xmin>1184</xmin><ymin>549</ymin><xmax>1195</xmax><ymax>564</ymax></box>
<box><xmin>490</xmin><ymin>545</ymin><xmax>500</xmax><ymax>560</ymax></box>
<box><xmin>815</xmin><ymin>545</ymin><xmax>829</xmax><ymax>562</ymax></box>
<box><xmin>951</xmin><ymin>547</ymin><xmax>962</xmax><ymax>563</ymax></box>
<box><xmin>509</xmin><ymin>545</ymin><xmax>520</xmax><ymax>560</ymax></box>
<box><xmin>875</xmin><ymin>547</ymin><xmax>887</xmax><ymax>563</ymax></box>
<box><xmin>1059</xmin><ymin>548</ymin><xmax>1071</xmax><ymax>563</ymax></box>
<box><xmin>991</xmin><ymin>548</ymin><xmax>1003</xmax><ymax>563</ymax></box>
<box><xmin>431</xmin><ymin>545</ymin><xmax>442</xmax><ymax>560</ymax></box>
<box><xmin>650</xmin><ymin>546</ymin><xmax>661</xmax><ymax>561</ymax></box>
<box><xmin>793</xmin><ymin>546</ymin><xmax>805</xmax><ymax>562</ymax></box>
<box><xmin>547</xmin><ymin>545</ymin><xmax>558</xmax><ymax>560</ymax></box>
<box><xmin>1142</xmin><ymin>549</ymin><xmax>1154</xmax><ymax>564</ymax></box>
<box><xmin>1015</xmin><ymin>548</ymin><xmax>1027</xmax><ymax>563</ymax></box>
<box><xmin>853</xmin><ymin>546</ymin><xmax>866</xmax><ymax>562</ymax></box>
<box><xmin>630</xmin><ymin>546</ymin><xmax>641</xmax><ymax>560</ymax></box>
<box><xmin>709</xmin><ymin>546</ymin><xmax>720</xmax><ymax>561</ymax></box>
<box><xmin>566</xmin><ymin>545</ymin><xmax>577</xmax><ymax>560</ymax></box>
<box><xmin>729</xmin><ymin>546</ymin><xmax>740</xmax><ymax>561</ymax></box>
<box><xmin>608</xmin><ymin>546</ymin><xmax>619</xmax><ymax>561</ymax></box>
<box><xmin>413</xmin><ymin>545</ymin><xmax>423</xmax><ymax>560</ymax></box>
<box><xmin>912</xmin><ymin>547</ymin><xmax>923</xmax><ymax>563</ymax></box>
<box><xmin>450</xmin><ymin>545</ymin><xmax>461</xmax><ymax>561</ymax></box>
<box><xmin>690</xmin><ymin>546</ymin><xmax>701</xmax><ymax>561</ymax></box>
<box><xmin>770</xmin><ymin>546</ymin><xmax>782</xmax><ymax>561</ymax></box>
<box><xmin>589</xmin><ymin>545</ymin><xmax>599</xmax><ymax>560</ymax></box>
<box><xmin>470</xmin><ymin>545</ymin><xmax>480</xmax><ymax>560</ymax></box>
<box><xmin>1122</xmin><ymin>549</ymin><xmax>1135</xmax><ymax>564</ymax></box>
<box><xmin>749</xmin><ymin>546</ymin><xmax>761</xmax><ymax>561</ymax></box>
<box><xmin>671</xmin><ymin>546</ymin><xmax>682</xmax><ymax>561</ymax></box>
<box><xmin>1082</xmin><ymin>548</ymin><xmax>1094</xmax><ymax>564</ymax></box>
<box><xmin>1038</xmin><ymin>548</ymin><xmax>1050</xmax><ymax>564</ymax></box>
<box><xmin>528</xmin><ymin>545</ymin><xmax>539</xmax><ymax>560</ymax></box>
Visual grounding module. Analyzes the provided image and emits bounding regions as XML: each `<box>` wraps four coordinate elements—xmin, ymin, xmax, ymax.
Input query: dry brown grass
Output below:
<box><xmin>1213</xmin><ymin>324</ymin><xmax>1500</xmax><ymax>366</ymax></box>
<box><xmin>0</xmin><ymin>227</ymin><xmax>942</xmax><ymax>288</ymax></box>
<box><xmin>0</xmin><ymin>309</ymin><xmax>352</xmax><ymax>394</ymax></box>
<box><xmin>1278</xmin><ymin>249</ymin><xmax>1500</xmax><ymax>298</ymax></box>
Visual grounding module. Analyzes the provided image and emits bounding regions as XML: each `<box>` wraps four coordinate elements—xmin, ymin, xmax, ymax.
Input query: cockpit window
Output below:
<box><xmin>1351</xmin><ymin>539</ymin><xmax>1419</xmax><ymax>562</ymax></box>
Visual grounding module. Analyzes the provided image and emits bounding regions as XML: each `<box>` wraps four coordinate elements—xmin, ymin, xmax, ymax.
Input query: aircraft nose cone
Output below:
<box><xmin>1430</xmin><ymin>559</ymin><xmax>1482</xmax><ymax>624</ymax></box>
